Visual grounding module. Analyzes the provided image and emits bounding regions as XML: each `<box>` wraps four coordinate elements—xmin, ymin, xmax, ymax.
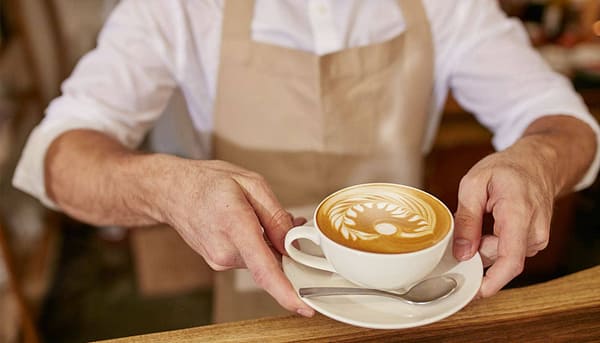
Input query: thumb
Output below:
<box><xmin>453</xmin><ymin>176</ymin><xmax>487</xmax><ymax>261</ymax></box>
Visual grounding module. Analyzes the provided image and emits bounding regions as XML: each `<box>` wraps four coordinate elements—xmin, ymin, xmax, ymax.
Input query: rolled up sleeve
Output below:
<box><xmin>446</xmin><ymin>0</ymin><xmax>600</xmax><ymax>191</ymax></box>
<box><xmin>12</xmin><ymin>0</ymin><xmax>177</xmax><ymax>209</ymax></box>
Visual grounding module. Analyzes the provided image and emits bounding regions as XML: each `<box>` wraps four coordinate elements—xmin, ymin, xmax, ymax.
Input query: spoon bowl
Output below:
<box><xmin>299</xmin><ymin>275</ymin><xmax>458</xmax><ymax>304</ymax></box>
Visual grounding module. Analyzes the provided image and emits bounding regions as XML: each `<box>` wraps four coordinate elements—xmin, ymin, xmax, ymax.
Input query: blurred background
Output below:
<box><xmin>0</xmin><ymin>0</ymin><xmax>599</xmax><ymax>342</ymax></box>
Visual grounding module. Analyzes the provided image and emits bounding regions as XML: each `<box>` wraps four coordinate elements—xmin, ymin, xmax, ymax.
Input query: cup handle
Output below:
<box><xmin>285</xmin><ymin>225</ymin><xmax>336</xmax><ymax>273</ymax></box>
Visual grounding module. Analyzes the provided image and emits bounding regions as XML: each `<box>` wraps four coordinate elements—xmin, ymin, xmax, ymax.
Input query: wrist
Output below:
<box><xmin>512</xmin><ymin>135</ymin><xmax>563</xmax><ymax>198</ymax></box>
<box><xmin>123</xmin><ymin>152</ymin><xmax>183</xmax><ymax>225</ymax></box>
<box><xmin>519</xmin><ymin>115</ymin><xmax>597</xmax><ymax>197</ymax></box>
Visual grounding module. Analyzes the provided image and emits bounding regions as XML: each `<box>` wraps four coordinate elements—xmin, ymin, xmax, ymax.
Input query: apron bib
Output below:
<box><xmin>214</xmin><ymin>0</ymin><xmax>433</xmax><ymax>216</ymax></box>
<box><xmin>212</xmin><ymin>0</ymin><xmax>434</xmax><ymax>322</ymax></box>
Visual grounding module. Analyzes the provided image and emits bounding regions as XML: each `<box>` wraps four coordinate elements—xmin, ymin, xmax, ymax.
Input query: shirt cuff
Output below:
<box><xmin>571</xmin><ymin>114</ymin><xmax>600</xmax><ymax>191</ymax></box>
<box><xmin>12</xmin><ymin>119</ymin><xmax>130</xmax><ymax>211</ymax></box>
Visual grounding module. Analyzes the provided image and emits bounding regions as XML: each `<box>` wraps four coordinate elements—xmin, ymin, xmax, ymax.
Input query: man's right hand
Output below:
<box><xmin>45</xmin><ymin>130</ymin><xmax>314</xmax><ymax>317</ymax></box>
<box><xmin>151</xmin><ymin>158</ymin><xmax>314</xmax><ymax>317</ymax></box>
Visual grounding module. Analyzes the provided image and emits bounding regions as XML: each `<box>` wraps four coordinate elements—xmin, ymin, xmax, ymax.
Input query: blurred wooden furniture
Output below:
<box><xmin>98</xmin><ymin>265</ymin><xmax>600</xmax><ymax>342</ymax></box>
<box><xmin>581</xmin><ymin>0</ymin><xmax>600</xmax><ymax>41</ymax></box>
<box><xmin>131</xmin><ymin>225</ymin><xmax>213</xmax><ymax>297</ymax></box>
<box><xmin>7</xmin><ymin>0</ymin><xmax>67</xmax><ymax>106</ymax></box>
<box><xmin>0</xmin><ymin>0</ymin><xmax>66</xmax><ymax>342</ymax></box>
<box><xmin>0</xmin><ymin>223</ymin><xmax>40</xmax><ymax>343</ymax></box>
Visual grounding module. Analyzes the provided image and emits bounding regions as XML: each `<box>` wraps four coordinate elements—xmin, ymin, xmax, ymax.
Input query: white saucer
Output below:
<box><xmin>282</xmin><ymin>245</ymin><xmax>483</xmax><ymax>329</ymax></box>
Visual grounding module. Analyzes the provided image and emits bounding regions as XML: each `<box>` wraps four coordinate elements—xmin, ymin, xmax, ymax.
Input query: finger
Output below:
<box><xmin>281</xmin><ymin>216</ymin><xmax>307</xmax><ymax>257</ymax></box>
<box><xmin>479</xmin><ymin>201</ymin><xmax>529</xmax><ymax>297</ymax></box>
<box><xmin>231</xmin><ymin>205</ymin><xmax>314</xmax><ymax>317</ymax></box>
<box><xmin>525</xmin><ymin>213</ymin><xmax>548</xmax><ymax>258</ymax></box>
<box><xmin>480</xmin><ymin>256</ymin><xmax>525</xmax><ymax>297</ymax></box>
<box><xmin>478</xmin><ymin>234</ymin><xmax>499</xmax><ymax>268</ymax></box>
<box><xmin>233</xmin><ymin>174</ymin><xmax>293</xmax><ymax>255</ymax></box>
<box><xmin>526</xmin><ymin>209</ymin><xmax>550</xmax><ymax>253</ymax></box>
<box><xmin>204</xmin><ymin>255</ymin><xmax>246</xmax><ymax>271</ymax></box>
<box><xmin>293</xmin><ymin>217</ymin><xmax>306</xmax><ymax>226</ymax></box>
<box><xmin>174</xmin><ymin>227</ymin><xmax>246</xmax><ymax>271</ymax></box>
<box><xmin>291</xmin><ymin>215</ymin><xmax>307</xmax><ymax>227</ymax></box>
<box><xmin>269</xmin><ymin>245</ymin><xmax>283</xmax><ymax>265</ymax></box>
<box><xmin>262</xmin><ymin>236</ymin><xmax>284</xmax><ymax>263</ymax></box>
<box><xmin>454</xmin><ymin>174</ymin><xmax>488</xmax><ymax>261</ymax></box>
<box><xmin>526</xmin><ymin>249</ymin><xmax>539</xmax><ymax>258</ymax></box>
<box><xmin>287</xmin><ymin>211</ymin><xmax>307</xmax><ymax>227</ymax></box>
<box><xmin>200</xmin><ymin>233</ymin><xmax>246</xmax><ymax>271</ymax></box>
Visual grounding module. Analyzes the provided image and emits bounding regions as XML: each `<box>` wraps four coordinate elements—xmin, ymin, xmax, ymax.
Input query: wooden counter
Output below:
<box><xmin>100</xmin><ymin>265</ymin><xmax>600</xmax><ymax>342</ymax></box>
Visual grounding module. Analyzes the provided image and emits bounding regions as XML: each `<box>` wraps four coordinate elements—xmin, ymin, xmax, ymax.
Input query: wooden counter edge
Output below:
<box><xmin>100</xmin><ymin>265</ymin><xmax>600</xmax><ymax>342</ymax></box>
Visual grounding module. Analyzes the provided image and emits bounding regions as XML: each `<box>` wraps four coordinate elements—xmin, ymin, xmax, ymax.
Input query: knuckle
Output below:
<box><xmin>207</xmin><ymin>261</ymin><xmax>229</xmax><ymax>272</ymax></box>
<box><xmin>250</xmin><ymin>267</ymin><xmax>271</xmax><ymax>289</ymax></box>
<box><xmin>207</xmin><ymin>249</ymin><xmax>238</xmax><ymax>269</ymax></box>
<box><xmin>539</xmin><ymin>238</ymin><xmax>549</xmax><ymax>250</ymax></box>
<box><xmin>458</xmin><ymin>174</ymin><xmax>479</xmax><ymax>193</ymax></box>
<box><xmin>511</xmin><ymin>260</ymin><xmax>525</xmax><ymax>278</ymax></box>
<box><xmin>530</xmin><ymin>225</ymin><xmax>550</xmax><ymax>250</ymax></box>
<box><xmin>529</xmin><ymin>240</ymin><xmax>548</xmax><ymax>252</ymax></box>
<box><xmin>532</xmin><ymin>241</ymin><xmax>548</xmax><ymax>252</ymax></box>
<box><xmin>507</xmin><ymin>193</ymin><xmax>532</xmax><ymax>212</ymax></box>
<box><xmin>248</xmin><ymin>171</ymin><xmax>267</xmax><ymax>184</ymax></box>
<box><xmin>522</xmin><ymin>199</ymin><xmax>535</xmax><ymax>213</ymax></box>
<box><xmin>454</xmin><ymin>210</ymin><xmax>479</xmax><ymax>231</ymax></box>
<box><xmin>530</xmin><ymin>235</ymin><xmax>549</xmax><ymax>251</ymax></box>
<box><xmin>499</xmin><ymin>163</ymin><xmax>528</xmax><ymax>180</ymax></box>
<box><xmin>505</xmin><ymin>202</ymin><xmax>532</xmax><ymax>225</ymax></box>
<box><xmin>242</xmin><ymin>172</ymin><xmax>271</xmax><ymax>195</ymax></box>
<box><xmin>270</xmin><ymin>208</ymin><xmax>292</xmax><ymax>230</ymax></box>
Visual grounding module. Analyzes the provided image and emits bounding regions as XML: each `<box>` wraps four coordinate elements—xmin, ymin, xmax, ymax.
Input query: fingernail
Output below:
<box><xmin>454</xmin><ymin>238</ymin><xmax>472</xmax><ymax>260</ymax></box>
<box><xmin>297</xmin><ymin>308</ymin><xmax>314</xmax><ymax>317</ymax></box>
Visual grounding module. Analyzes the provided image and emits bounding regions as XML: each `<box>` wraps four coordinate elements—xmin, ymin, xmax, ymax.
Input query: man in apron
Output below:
<box><xmin>13</xmin><ymin>0</ymin><xmax>599</xmax><ymax>320</ymax></box>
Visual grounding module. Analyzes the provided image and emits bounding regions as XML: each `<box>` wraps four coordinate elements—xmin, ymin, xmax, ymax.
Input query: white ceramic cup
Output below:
<box><xmin>284</xmin><ymin>183</ymin><xmax>454</xmax><ymax>290</ymax></box>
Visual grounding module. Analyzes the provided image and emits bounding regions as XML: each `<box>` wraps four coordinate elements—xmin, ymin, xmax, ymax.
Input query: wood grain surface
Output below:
<box><xmin>99</xmin><ymin>265</ymin><xmax>600</xmax><ymax>342</ymax></box>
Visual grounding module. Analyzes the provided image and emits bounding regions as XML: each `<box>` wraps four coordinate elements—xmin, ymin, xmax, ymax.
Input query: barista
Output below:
<box><xmin>13</xmin><ymin>0</ymin><xmax>599</xmax><ymax>317</ymax></box>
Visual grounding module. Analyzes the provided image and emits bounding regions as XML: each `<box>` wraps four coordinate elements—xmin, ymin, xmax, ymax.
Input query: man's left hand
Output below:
<box><xmin>453</xmin><ymin>133</ymin><xmax>560</xmax><ymax>297</ymax></box>
<box><xmin>453</xmin><ymin>115</ymin><xmax>597</xmax><ymax>297</ymax></box>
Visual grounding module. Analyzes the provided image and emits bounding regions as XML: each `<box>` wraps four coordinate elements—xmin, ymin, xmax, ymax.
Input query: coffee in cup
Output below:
<box><xmin>285</xmin><ymin>183</ymin><xmax>454</xmax><ymax>290</ymax></box>
<box><xmin>316</xmin><ymin>183</ymin><xmax>452</xmax><ymax>254</ymax></box>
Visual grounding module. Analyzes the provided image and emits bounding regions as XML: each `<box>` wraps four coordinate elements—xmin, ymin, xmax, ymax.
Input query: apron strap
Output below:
<box><xmin>222</xmin><ymin>0</ymin><xmax>255</xmax><ymax>41</ymax></box>
<box><xmin>397</xmin><ymin>0</ymin><xmax>428</xmax><ymax>30</ymax></box>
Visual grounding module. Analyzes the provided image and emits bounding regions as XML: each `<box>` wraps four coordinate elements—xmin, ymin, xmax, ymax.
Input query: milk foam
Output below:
<box><xmin>325</xmin><ymin>191</ymin><xmax>436</xmax><ymax>242</ymax></box>
<box><xmin>316</xmin><ymin>184</ymin><xmax>451</xmax><ymax>254</ymax></box>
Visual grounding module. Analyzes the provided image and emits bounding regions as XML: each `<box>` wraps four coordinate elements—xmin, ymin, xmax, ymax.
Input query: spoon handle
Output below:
<box><xmin>299</xmin><ymin>287</ymin><xmax>406</xmax><ymax>300</ymax></box>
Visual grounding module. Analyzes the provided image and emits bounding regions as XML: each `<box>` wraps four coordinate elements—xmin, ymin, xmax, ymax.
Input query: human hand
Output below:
<box><xmin>452</xmin><ymin>138</ymin><xmax>557</xmax><ymax>297</ymax></box>
<box><xmin>153</xmin><ymin>158</ymin><xmax>314</xmax><ymax>316</ymax></box>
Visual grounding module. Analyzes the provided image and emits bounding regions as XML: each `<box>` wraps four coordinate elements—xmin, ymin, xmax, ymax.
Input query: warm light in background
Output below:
<box><xmin>594</xmin><ymin>20</ymin><xmax>600</xmax><ymax>37</ymax></box>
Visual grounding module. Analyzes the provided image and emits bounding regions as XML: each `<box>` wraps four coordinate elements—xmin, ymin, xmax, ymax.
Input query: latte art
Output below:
<box><xmin>327</xmin><ymin>192</ymin><xmax>436</xmax><ymax>241</ymax></box>
<box><xmin>316</xmin><ymin>184</ymin><xmax>451</xmax><ymax>254</ymax></box>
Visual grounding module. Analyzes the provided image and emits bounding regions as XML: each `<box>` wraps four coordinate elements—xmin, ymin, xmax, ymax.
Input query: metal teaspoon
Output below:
<box><xmin>299</xmin><ymin>275</ymin><xmax>458</xmax><ymax>304</ymax></box>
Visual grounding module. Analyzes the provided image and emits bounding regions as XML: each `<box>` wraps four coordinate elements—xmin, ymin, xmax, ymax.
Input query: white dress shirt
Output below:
<box><xmin>13</xmin><ymin>0</ymin><xmax>600</xmax><ymax>209</ymax></box>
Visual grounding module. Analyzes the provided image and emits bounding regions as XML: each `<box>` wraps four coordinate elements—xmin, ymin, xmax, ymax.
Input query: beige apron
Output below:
<box><xmin>212</xmin><ymin>0</ymin><xmax>434</xmax><ymax>322</ymax></box>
